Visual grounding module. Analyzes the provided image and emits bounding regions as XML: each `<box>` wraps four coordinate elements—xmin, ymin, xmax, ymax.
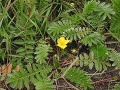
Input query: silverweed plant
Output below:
<box><xmin>0</xmin><ymin>0</ymin><xmax>120</xmax><ymax>90</ymax></box>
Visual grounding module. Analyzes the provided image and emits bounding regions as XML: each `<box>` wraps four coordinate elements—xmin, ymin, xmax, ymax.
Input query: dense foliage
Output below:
<box><xmin>0</xmin><ymin>0</ymin><xmax>120</xmax><ymax>90</ymax></box>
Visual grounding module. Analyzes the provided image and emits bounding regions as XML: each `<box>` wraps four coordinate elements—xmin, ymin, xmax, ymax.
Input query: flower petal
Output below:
<box><xmin>57</xmin><ymin>37</ymin><xmax>70</xmax><ymax>49</ymax></box>
<box><xmin>57</xmin><ymin>44</ymin><xmax>67</xmax><ymax>49</ymax></box>
<box><xmin>57</xmin><ymin>37</ymin><xmax>65</xmax><ymax>43</ymax></box>
<box><xmin>64</xmin><ymin>40</ymin><xmax>70</xmax><ymax>44</ymax></box>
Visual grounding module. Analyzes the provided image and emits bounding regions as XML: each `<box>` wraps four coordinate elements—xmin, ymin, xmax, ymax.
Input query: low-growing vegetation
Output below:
<box><xmin>0</xmin><ymin>0</ymin><xmax>120</xmax><ymax>90</ymax></box>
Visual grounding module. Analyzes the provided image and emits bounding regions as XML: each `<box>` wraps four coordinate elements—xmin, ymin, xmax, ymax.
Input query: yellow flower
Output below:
<box><xmin>70</xmin><ymin>3</ymin><xmax>75</xmax><ymax>7</ymax></box>
<box><xmin>57</xmin><ymin>37</ymin><xmax>70</xmax><ymax>49</ymax></box>
<box><xmin>71</xmin><ymin>49</ymin><xmax>77</xmax><ymax>54</ymax></box>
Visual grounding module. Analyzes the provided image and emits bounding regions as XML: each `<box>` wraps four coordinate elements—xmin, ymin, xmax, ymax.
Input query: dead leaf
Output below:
<box><xmin>0</xmin><ymin>64</ymin><xmax>12</xmax><ymax>74</ymax></box>
<box><xmin>1</xmin><ymin>65</ymin><xmax>7</xmax><ymax>73</ymax></box>
<box><xmin>7</xmin><ymin>64</ymin><xmax>12</xmax><ymax>74</ymax></box>
<box><xmin>15</xmin><ymin>65</ymin><xmax>20</xmax><ymax>71</ymax></box>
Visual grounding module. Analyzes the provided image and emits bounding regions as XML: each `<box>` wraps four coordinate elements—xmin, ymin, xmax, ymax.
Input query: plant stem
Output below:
<box><xmin>61</xmin><ymin>57</ymin><xmax>79</xmax><ymax>78</ymax></box>
<box><xmin>57</xmin><ymin>47</ymin><xmax>60</xmax><ymax>60</ymax></box>
<box><xmin>63</xmin><ymin>77</ymin><xmax>80</xmax><ymax>90</ymax></box>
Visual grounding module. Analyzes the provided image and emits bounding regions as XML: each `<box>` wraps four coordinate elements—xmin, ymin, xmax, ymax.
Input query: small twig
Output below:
<box><xmin>55</xmin><ymin>85</ymin><xmax>72</xmax><ymax>88</ymax></box>
<box><xmin>9</xmin><ymin>0</ymin><xmax>18</xmax><ymax>7</ymax></box>
<box><xmin>93</xmin><ymin>75</ymin><xmax>120</xmax><ymax>84</ymax></box>
<box><xmin>93</xmin><ymin>77</ymin><xmax>113</xmax><ymax>84</ymax></box>
<box><xmin>112</xmin><ymin>82</ymin><xmax>120</xmax><ymax>84</ymax></box>
<box><xmin>87</xmin><ymin>70</ymin><xmax>105</xmax><ymax>76</ymax></box>
<box><xmin>3</xmin><ymin>80</ymin><xmax>10</xmax><ymax>90</ymax></box>
<box><xmin>5</xmin><ymin>0</ymin><xmax>11</xmax><ymax>11</ymax></box>
<box><xmin>61</xmin><ymin>57</ymin><xmax>79</xmax><ymax>78</ymax></box>
<box><xmin>6</xmin><ymin>0</ymin><xmax>18</xmax><ymax>11</ymax></box>
<box><xmin>106</xmin><ymin>41</ymin><xmax>120</xmax><ymax>44</ymax></box>
<box><xmin>104</xmin><ymin>33</ymin><xmax>111</xmax><ymax>36</ymax></box>
<box><xmin>0</xmin><ymin>0</ymin><xmax>11</xmax><ymax>27</ymax></box>
<box><xmin>63</xmin><ymin>78</ymin><xmax>80</xmax><ymax>90</ymax></box>
<box><xmin>0</xmin><ymin>0</ymin><xmax>18</xmax><ymax>27</ymax></box>
<box><xmin>54</xmin><ymin>79</ymin><xmax>58</xmax><ymax>90</ymax></box>
<box><xmin>87</xmin><ymin>69</ymin><xmax>120</xmax><ymax>76</ymax></box>
<box><xmin>48</xmin><ymin>70</ymin><xmax>56</xmax><ymax>78</ymax></box>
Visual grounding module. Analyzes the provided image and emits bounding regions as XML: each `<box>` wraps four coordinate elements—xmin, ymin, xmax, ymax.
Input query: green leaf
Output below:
<box><xmin>90</xmin><ymin>44</ymin><xmax>109</xmax><ymax>60</ymax></box>
<box><xmin>53</xmin><ymin>59</ymin><xmax>60</xmax><ymax>69</ymax></box>
<box><xmin>110</xmin><ymin>0</ymin><xmax>120</xmax><ymax>42</ymax></box>
<box><xmin>82</xmin><ymin>0</ymin><xmax>97</xmax><ymax>17</ymax></box>
<box><xmin>34</xmin><ymin>77</ymin><xmax>54</xmax><ymax>90</ymax></box>
<box><xmin>64</xmin><ymin>67</ymin><xmax>93</xmax><ymax>89</ymax></box>
<box><xmin>47</xmin><ymin>20</ymin><xmax>74</xmax><ymax>41</ymax></box>
<box><xmin>16</xmin><ymin>48</ymin><xmax>25</xmax><ymax>53</ymax></box>
<box><xmin>26</xmin><ymin>65</ymin><xmax>32</xmax><ymax>73</ymax></box>
<box><xmin>112</xmin><ymin>84</ymin><xmax>120</xmax><ymax>90</ymax></box>
<box><xmin>24</xmin><ymin>78</ymin><xmax>29</xmax><ymax>89</ymax></box>
<box><xmin>81</xmin><ymin>32</ymin><xmax>105</xmax><ymax>46</ymax></box>
<box><xmin>89</xmin><ymin>62</ymin><xmax>94</xmax><ymax>69</ymax></box>
<box><xmin>13</xmin><ymin>40</ymin><xmax>24</xmax><ymax>45</ymax></box>
<box><xmin>95</xmin><ymin>1</ymin><xmax>115</xmax><ymax>20</ymax></box>
<box><xmin>34</xmin><ymin>41</ymin><xmax>50</xmax><ymax>64</ymax></box>
<box><xmin>64</xmin><ymin>27</ymin><xmax>91</xmax><ymax>41</ymax></box>
<box><xmin>7</xmin><ymin>64</ymin><xmax>52</xmax><ymax>89</ymax></box>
